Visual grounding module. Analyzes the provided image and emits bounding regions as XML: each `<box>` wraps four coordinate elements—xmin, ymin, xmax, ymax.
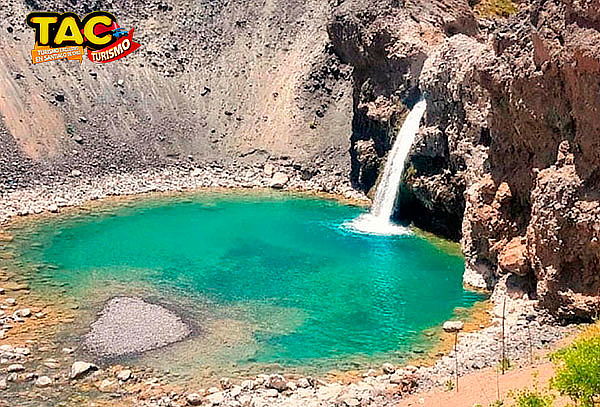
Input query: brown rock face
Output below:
<box><xmin>498</xmin><ymin>237</ymin><xmax>530</xmax><ymax>276</ymax></box>
<box><xmin>330</xmin><ymin>0</ymin><xmax>600</xmax><ymax>319</ymax></box>
<box><xmin>328</xmin><ymin>0</ymin><xmax>478</xmax><ymax>196</ymax></box>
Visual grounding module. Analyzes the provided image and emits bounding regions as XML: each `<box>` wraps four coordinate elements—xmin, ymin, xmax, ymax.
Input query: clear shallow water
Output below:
<box><xmin>16</xmin><ymin>192</ymin><xmax>483</xmax><ymax>371</ymax></box>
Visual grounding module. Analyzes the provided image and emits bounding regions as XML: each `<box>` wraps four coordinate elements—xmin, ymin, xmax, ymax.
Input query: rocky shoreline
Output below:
<box><xmin>0</xmin><ymin>165</ymin><xmax>578</xmax><ymax>406</ymax></box>
<box><xmin>0</xmin><ymin>162</ymin><xmax>367</xmax><ymax>225</ymax></box>
<box><xmin>0</xmin><ymin>278</ymin><xmax>576</xmax><ymax>407</ymax></box>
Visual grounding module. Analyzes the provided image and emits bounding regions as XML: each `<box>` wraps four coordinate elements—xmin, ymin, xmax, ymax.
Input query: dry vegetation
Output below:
<box><xmin>473</xmin><ymin>0</ymin><xmax>519</xmax><ymax>18</ymax></box>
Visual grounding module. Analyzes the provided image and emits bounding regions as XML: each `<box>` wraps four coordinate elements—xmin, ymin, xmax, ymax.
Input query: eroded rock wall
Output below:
<box><xmin>330</xmin><ymin>0</ymin><xmax>600</xmax><ymax>319</ymax></box>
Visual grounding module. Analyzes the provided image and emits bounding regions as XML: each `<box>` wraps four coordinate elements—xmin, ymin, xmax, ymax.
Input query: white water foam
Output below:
<box><xmin>347</xmin><ymin>99</ymin><xmax>427</xmax><ymax>236</ymax></box>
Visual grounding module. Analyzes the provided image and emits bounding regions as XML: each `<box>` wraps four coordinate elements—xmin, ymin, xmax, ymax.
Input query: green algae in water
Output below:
<box><xmin>16</xmin><ymin>193</ymin><xmax>483</xmax><ymax>370</ymax></box>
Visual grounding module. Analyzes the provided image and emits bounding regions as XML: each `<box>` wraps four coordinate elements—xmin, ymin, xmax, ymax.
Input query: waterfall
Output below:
<box><xmin>347</xmin><ymin>99</ymin><xmax>427</xmax><ymax>235</ymax></box>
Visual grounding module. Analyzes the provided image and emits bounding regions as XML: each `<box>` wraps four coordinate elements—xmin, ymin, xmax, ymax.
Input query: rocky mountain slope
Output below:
<box><xmin>0</xmin><ymin>0</ymin><xmax>353</xmax><ymax>189</ymax></box>
<box><xmin>0</xmin><ymin>0</ymin><xmax>598</xmax><ymax>319</ymax></box>
<box><xmin>330</xmin><ymin>0</ymin><xmax>600</xmax><ymax>320</ymax></box>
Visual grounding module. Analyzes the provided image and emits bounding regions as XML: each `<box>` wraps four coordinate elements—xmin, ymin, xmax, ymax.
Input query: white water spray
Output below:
<box><xmin>347</xmin><ymin>99</ymin><xmax>427</xmax><ymax>236</ymax></box>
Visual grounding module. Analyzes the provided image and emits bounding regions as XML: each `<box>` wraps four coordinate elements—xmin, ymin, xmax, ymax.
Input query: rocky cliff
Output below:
<box><xmin>330</xmin><ymin>0</ymin><xmax>600</xmax><ymax>320</ymax></box>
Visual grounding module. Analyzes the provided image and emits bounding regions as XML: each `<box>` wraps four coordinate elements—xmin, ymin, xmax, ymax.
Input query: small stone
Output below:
<box><xmin>267</xmin><ymin>374</ymin><xmax>287</xmax><ymax>391</ymax></box>
<box><xmin>382</xmin><ymin>363</ymin><xmax>396</xmax><ymax>374</ymax></box>
<box><xmin>43</xmin><ymin>361</ymin><xmax>60</xmax><ymax>369</ymax></box>
<box><xmin>240</xmin><ymin>379</ymin><xmax>255</xmax><ymax>390</ymax></box>
<box><xmin>5</xmin><ymin>298</ymin><xmax>16</xmax><ymax>306</ymax></box>
<box><xmin>18</xmin><ymin>308</ymin><xmax>31</xmax><ymax>318</ymax></box>
<box><xmin>364</xmin><ymin>369</ymin><xmax>378</xmax><ymax>377</ymax></box>
<box><xmin>269</xmin><ymin>172</ymin><xmax>289</xmax><ymax>189</ymax></box>
<box><xmin>186</xmin><ymin>393</ymin><xmax>203</xmax><ymax>406</ymax></box>
<box><xmin>405</xmin><ymin>365</ymin><xmax>418</xmax><ymax>373</ymax></box>
<box><xmin>0</xmin><ymin>378</ymin><xmax>6</xmax><ymax>390</ymax></box>
<box><xmin>344</xmin><ymin>398</ymin><xmax>360</xmax><ymax>407</ymax></box>
<box><xmin>264</xmin><ymin>389</ymin><xmax>279</xmax><ymax>398</ymax></box>
<box><xmin>7</xmin><ymin>364</ymin><xmax>25</xmax><ymax>373</ymax></box>
<box><xmin>117</xmin><ymin>369</ymin><xmax>132</xmax><ymax>381</ymax></box>
<box><xmin>70</xmin><ymin>361</ymin><xmax>98</xmax><ymax>379</ymax></box>
<box><xmin>238</xmin><ymin>395</ymin><xmax>252</xmax><ymax>407</ymax></box>
<box><xmin>206</xmin><ymin>391</ymin><xmax>225</xmax><ymax>405</ymax></box>
<box><xmin>47</xmin><ymin>204</ymin><xmax>59</xmax><ymax>213</ymax></box>
<box><xmin>62</xmin><ymin>347</ymin><xmax>75</xmax><ymax>354</ymax></box>
<box><xmin>98</xmin><ymin>378</ymin><xmax>117</xmax><ymax>392</ymax></box>
<box><xmin>229</xmin><ymin>386</ymin><xmax>242</xmax><ymax>397</ymax></box>
<box><xmin>220</xmin><ymin>377</ymin><xmax>233</xmax><ymax>389</ymax></box>
<box><xmin>70</xmin><ymin>170</ymin><xmax>82</xmax><ymax>178</ymax></box>
<box><xmin>297</xmin><ymin>377</ymin><xmax>312</xmax><ymax>388</ymax></box>
<box><xmin>263</xmin><ymin>163</ymin><xmax>275</xmax><ymax>177</ymax></box>
<box><xmin>390</xmin><ymin>373</ymin><xmax>405</xmax><ymax>384</ymax></box>
<box><xmin>35</xmin><ymin>376</ymin><xmax>52</xmax><ymax>387</ymax></box>
<box><xmin>442</xmin><ymin>320</ymin><xmax>464</xmax><ymax>333</ymax></box>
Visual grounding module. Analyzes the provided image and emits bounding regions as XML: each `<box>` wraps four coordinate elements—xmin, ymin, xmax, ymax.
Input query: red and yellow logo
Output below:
<box><xmin>26</xmin><ymin>11</ymin><xmax>140</xmax><ymax>64</ymax></box>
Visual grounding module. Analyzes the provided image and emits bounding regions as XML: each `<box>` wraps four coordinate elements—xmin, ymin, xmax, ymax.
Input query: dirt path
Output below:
<box><xmin>398</xmin><ymin>360</ymin><xmax>568</xmax><ymax>407</ymax></box>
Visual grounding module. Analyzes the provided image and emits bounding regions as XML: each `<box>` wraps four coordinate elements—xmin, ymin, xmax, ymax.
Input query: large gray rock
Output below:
<box><xmin>83</xmin><ymin>297</ymin><xmax>191</xmax><ymax>358</ymax></box>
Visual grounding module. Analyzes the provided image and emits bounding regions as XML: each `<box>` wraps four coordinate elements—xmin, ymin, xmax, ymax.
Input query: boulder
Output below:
<box><xmin>205</xmin><ymin>391</ymin><xmax>225</xmax><ymax>405</ymax></box>
<box><xmin>35</xmin><ymin>375</ymin><xmax>52</xmax><ymax>388</ymax></box>
<box><xmin>7</xmin><ymin>364</ymin><xmax>25</xmax><ymax>373</ymax></box>
<box><xmin>442</xmin><ymin>320</ymin><xmax>464</xmax><ymax>333</ymax></box>
<box><xmin>269</xmin><ymin>172</ymin><xmax>289</xmax><ymax>189</ymax></box>
<box><xmin>381</xmin><ymin>363</ymin><xmax>396</xmax><ymax>374</ymax></box>
<box><xmin>70</xmin><ymin>361</ymin><xmax>98</xmax><ymax>379</ymax></box>
<box><xmin>117</xmin><ymin>369</ymin><xmax>132</xmax><ymax>381</ymax></box>
<box><xmin>498</xmin><ymin>237</ymin><xmax>530</xmax><ymax>276</ymax></box>
<box><xmin>186</xmin><ymin>393</ymin><xmax>203</xmax><ymax>406</ymax></box>
<box><xmin>267</xmin><ymin>374</ymin><xmax>287</xmax><ymax>391</ymax></box>
<box><xmin>263</xmin><ymin>163</ymin><xmax>275</xmax><ymax>177</ymax></box>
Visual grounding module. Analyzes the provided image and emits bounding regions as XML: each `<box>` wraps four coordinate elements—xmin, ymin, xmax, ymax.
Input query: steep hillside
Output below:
<box><xmin>0</xmin><ymin>0</ymin><xmax>353</xmax><ymax>189</ymax></box>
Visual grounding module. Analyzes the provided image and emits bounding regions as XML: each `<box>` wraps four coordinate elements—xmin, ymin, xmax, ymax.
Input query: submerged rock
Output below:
<box><xmin>83</xmin><ymin>297</ymin><xmax>191</xmax><ymax>358</ymax></box>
